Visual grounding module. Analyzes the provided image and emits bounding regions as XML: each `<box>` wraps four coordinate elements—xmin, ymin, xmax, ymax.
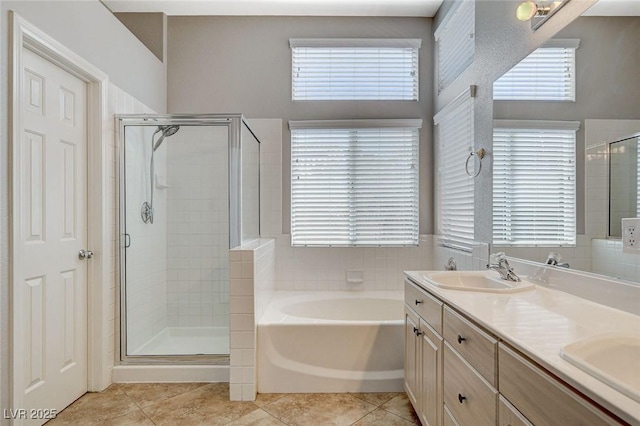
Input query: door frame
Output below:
<box><xmin>9</xmin><ymin>11</ymin><xmax>110</xmax><ymax>411</ymax></box>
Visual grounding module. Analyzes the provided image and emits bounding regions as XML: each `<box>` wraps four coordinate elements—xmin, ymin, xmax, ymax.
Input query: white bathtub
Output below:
<box><xmin>257</xmin><ymin>291</ymin><xmax>404</xmax><ymax>393</ymax></box>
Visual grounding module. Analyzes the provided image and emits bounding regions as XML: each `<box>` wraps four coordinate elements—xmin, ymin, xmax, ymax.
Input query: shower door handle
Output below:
<box><xmin>124</xmin><ymin>233</ymin><xmax>131</xmax><ymax>248</ymax></box>
<box><xmin>79</xmin><ymin>249</ymin><xmax>94</xmax><ymax>260</ymax></box>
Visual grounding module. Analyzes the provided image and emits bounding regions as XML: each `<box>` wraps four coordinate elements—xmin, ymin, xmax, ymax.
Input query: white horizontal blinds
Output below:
<box><xmin>493</xmin><ymin>39</ymin><xmax>580</xmax><ymax>101</ymax></box>
<box><xmin>435</xmin><ymin>0</ymin><xmax>475</xmax><ymax>92</ymax></box>
<box><xmin>493</xmin><ymin>121</ymin><xmax>579</xmax><ymax>246</ymax></box>
<box><xmin>435</xmin><ymin>89</ymin><xmax>475</xmax><ymax>250</ymax></box>
<box><xmin>290</xmin><ymin>39</ymin><xmax>421</xmax><ymax>101</ymax></box>
<box><xmin>290</xmin><ymin>120</ymin><xmax>421</xmax><ymax>247</ymax></box>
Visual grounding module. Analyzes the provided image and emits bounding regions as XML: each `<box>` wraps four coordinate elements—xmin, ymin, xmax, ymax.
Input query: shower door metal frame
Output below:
<box><xmin>116</xmin><ymin>114</ymin><xmax>245</xmax><ymax>365</ymax></box>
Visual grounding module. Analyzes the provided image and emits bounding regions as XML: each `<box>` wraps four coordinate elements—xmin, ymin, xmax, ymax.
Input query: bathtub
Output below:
<box><xmin>257</xmin><ymin>291</ymin><xmax>404</xmax><ymax>393</ymax></box>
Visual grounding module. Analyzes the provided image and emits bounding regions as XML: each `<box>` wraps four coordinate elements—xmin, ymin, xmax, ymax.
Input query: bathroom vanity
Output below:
<box><xmin>403</xmin><ymin>271</ymin><xmax>640</xmax><ymax>426</ymax></box>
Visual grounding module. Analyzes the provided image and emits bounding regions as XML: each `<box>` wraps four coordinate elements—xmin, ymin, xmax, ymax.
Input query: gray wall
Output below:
<box><xmin>0</xmin><ymin>0</ymin><xmax>166</xmax><ymax>412</ymax></box>
<box><xmin>495</xmin><ymin>17</ymin><xmax>640</xmax><ymax>235</ymax></box>
<box><xmin>115</xmin><ymin>12</ymin><xmax>167</xmax><ymax>62</ymax></box>
<box><xmin>432</xmin><ymin>0</ymin><xmax>597</xmax><ymax>245</ymax></box>
<box><xmin>167</xmin><ymin>16</ymin><xmax>435</xmax><ymax>234</ymax></box>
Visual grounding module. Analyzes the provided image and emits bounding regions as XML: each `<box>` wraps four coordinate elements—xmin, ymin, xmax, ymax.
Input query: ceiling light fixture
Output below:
<box><xmin>516</xmin><ymin>1</ymin><xmax>564</xmax><ymax>21</ymax></box>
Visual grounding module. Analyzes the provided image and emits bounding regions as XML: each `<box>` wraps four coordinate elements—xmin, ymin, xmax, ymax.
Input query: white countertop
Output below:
<box><xmin>404</xmin><ymin>271</ymin><xmax>640</xmax><ymax>425</ymax></box>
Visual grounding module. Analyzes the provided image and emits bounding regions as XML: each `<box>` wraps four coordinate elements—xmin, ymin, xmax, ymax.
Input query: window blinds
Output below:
<box><xmin>493</xmin><ymin>121</ymin><xmax>579</xmax><ymax>246</ymax></box>
<box><xmin>434</xmin><ymin>89</ymin><xmax>475</xmax><ymax>251</ymax></box>
<box><xmin>290</xmin><ymin>120</ymin><xmax>421</xmax><ymax>247</ymax></box>
<box><xmin>290</xmin><ymin>39</ymin><xmax>421</xmax><ymax>101</ymax></box>
<box><xmin>493</xmin><ymin>39</ymin><xmax>580</xmax><ymax>101</ymax></box>
<box><xmin>435</xmin><ymin>0</ymin><xmax>475</xmax><ymax>93</ymax></box>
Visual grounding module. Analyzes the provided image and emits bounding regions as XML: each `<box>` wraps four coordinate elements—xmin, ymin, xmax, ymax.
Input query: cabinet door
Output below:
<box><xmin>404</xmin><ymin>307</ymin><xmax>421</xmax><ymax>412</ymax></box>
<box><xmin>420</xmin><ymin>319</ymin><xmax>443</xmax><ymax>426</ymax></box>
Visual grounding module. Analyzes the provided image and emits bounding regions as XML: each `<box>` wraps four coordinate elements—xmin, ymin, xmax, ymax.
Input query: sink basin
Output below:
<box><xmin>560</xmin><ymin>333</ymin><xmax>640</xmax><ymax>402</ymax></box>
<box><xmin>422</xmin><ymin>271</ymin><xmax>535</xmax><ymax>293</ymax></box>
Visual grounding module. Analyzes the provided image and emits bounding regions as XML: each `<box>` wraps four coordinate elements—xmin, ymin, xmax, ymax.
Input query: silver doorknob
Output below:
<box><xmin>78</xmin><ymin>249</ymin><xmax>94</xmax><ymax>260</ymax></box>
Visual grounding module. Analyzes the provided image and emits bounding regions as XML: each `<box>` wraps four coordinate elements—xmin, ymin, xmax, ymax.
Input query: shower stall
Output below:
<box><xmin>117</xmin><ymin>114</ymin><xmax>260</xmax><ymax>364</ymax></box>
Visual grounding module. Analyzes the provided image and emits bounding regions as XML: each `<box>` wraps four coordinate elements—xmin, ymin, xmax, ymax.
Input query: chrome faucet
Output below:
<box><xmin>487</xmin><ymin>252</ymin><xmax>521</xmax><ymax>282</ymax></box>
<box><xmin>444</xmin><ymin>257</ymin><xmax>457</xmax><ymax>271</ymax></box>
<box><xmin>545</xmin><ymin>252</ymin><xmax>570</xmax><ymax>268</ymax></box>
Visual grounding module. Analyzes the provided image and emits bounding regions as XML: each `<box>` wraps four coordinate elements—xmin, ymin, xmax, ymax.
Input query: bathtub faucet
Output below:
<box><xmin>545</xmin><ymin>252</ymin><xmax>570</xmax><ymax>268</ymax></box>
<box><xmin>487</xmin><ymin>252</ymin><xmax>521</xmax><ymax>282</ymax></box>
<box><xmin>444</xmin><ymin>257</ymin><xmax>457</xmax><ymax>271</ymax></box>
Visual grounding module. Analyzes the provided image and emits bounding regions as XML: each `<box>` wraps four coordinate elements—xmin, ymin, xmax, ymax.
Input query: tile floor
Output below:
<box><xmin>47</xmin><ymin>383</ymin><xmax>420</xmax><ymax>426</ymax></box>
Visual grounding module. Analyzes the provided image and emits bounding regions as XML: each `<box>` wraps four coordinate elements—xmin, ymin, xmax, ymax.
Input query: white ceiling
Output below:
<box><xmin>103</xmin><ymin>0</ymin><xmax>444</xmax><ymax>17</ymax></box>
<box><xmin>102</xmin><ymin>0</ymin><xmax>640</xmax><ymax>17</ymax></box>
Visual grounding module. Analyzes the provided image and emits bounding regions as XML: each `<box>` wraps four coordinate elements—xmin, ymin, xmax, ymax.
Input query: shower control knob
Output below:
<box><xmin>78</xmin><ymin>249</ymin><xmax>94</xmax><ymax>260</ymax></box>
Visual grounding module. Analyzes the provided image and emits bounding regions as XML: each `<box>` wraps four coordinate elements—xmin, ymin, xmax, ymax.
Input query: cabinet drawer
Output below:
<box><xmin>498</xmin><ymin>343</ymin><xmax>623</xmax><ymax>426</ymax></box>
<box><xmin>444</xmin><ymin>405</ymin><xmax>460</xmax><ymax>426</ymax></box>
<box><xmin>498</xmin><ymin>395</ymin><xmax>532</xmax><ymax>426</ymax></box>
<box><xmin>444</xmin><ymin>342</ymin><xmax>498</xmax><ymax>426</ymax></box>
<box><xmin>405</xmin><ymin>280</ymin><xmax>443</xmax><ymax>334</ymax></box>
<box><xmin>444</xmin><ymin>306</ymin><xmax>497</xmax><ymax>386</ymax></box>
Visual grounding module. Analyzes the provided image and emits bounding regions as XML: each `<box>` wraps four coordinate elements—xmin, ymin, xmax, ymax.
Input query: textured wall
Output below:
<box><xmin>432</xmin><ymin>0</ymin><xmax>597</xmax><ymax>254</ymax></box>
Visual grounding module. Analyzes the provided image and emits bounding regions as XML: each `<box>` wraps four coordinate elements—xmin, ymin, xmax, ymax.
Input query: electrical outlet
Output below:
<box><xmin>622</xmin><ymin>218</ymin><xmax>640</xmax><ymax>254</ymax></box>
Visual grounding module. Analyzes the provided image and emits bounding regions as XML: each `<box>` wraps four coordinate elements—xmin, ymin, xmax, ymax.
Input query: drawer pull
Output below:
<box><xmin>457</xmin><ymin>335</ymin><xmax>466</xmax><ymax>344</ymax></box>
<box><xmin>415</xmin><ymin>299</ymin><xmax>424</xmax><ymax>305</ymax></box>
<box><xmin>458</xmin><ymin>393</ymin><xmax>466</xmax><ymax>404</ymax></box>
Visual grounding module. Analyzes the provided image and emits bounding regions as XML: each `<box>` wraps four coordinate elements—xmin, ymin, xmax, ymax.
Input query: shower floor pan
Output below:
<box><xmin>131</xmin><ymin>326</ymin><xmax>229</xmax><ymax>356</ymax></box>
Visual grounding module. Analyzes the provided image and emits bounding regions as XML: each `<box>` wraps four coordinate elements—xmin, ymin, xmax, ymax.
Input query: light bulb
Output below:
<box><xmin>516</xmin><ymin>1</ymin><xmax>538</xmax><ymax>21</ymax></box>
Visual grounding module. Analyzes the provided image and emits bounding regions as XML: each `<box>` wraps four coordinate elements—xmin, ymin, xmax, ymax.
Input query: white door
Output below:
<box><xmin>15</xmin><ymin>48</ymin><xmax>88</xmax><ymax>424</ymax></box>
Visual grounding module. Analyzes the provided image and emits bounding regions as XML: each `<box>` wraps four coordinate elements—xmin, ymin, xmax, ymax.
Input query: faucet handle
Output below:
<box><xmin>546</xmin><ymin>252</ymin><xmax>561</xmax><ymax>264</ymax></box>
<box><xmin>489</xmin><ymin>252</ymin><xmax>506</xmax><ymax>265</ymax></box>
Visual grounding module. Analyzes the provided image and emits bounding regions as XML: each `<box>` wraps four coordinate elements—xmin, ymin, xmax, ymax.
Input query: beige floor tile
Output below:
<box><xmin>349</xmin><ymin>393</ymin><xmax>400</xmax><ymax>407</ymax></box>
<box><xmin>118</xmin><ymin>382</ymin><xmax>207</xmax><ymax>408</ymax></box>
<box><xmin>48</xmin><ymin>386</ymin><xmax>139</xmax><ymax>425</ymax></box>
<box><xmin>380</xmin><ymin>394</ymin><xmax>420</xmax><ymax>424</ymax></box>
<box><xmin>98</xmin><ymin>410</ymin><xmax>155</xmax><ymax>426</ymax></box>
<box><xmin>262</xmin><ymin>394</ymin><xmax>377</xmax><ymax>426</ymax></box>
<box><xmin>352</xmin><ymin>408</ymin><xmax>420</xmax><ymax>426</ymax></box>
<box><xmin>142</xmin><ymin>383</ymin><xmax>257</xmax><ymax>426</ymax></box>
<box><xmin>225</xmin><ymin>408</ymin><xmax>286</xmax><ymax>425</ymax></box>
<box><xmin>254</xmin><ymin>393</ymin><xmax>287</xmax><ymax>407</ymax></box>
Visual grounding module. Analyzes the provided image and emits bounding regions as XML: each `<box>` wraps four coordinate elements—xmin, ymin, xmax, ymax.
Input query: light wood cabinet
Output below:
<box><xmin>443</xmin><ymin>306</ymin><xmax>497</xmax><ymax>386</ymax></box>
<box><xmin>443</xmin><ymin>342</ymin><xmax>497</xmax><ymax>426</ymax></box>
<box><xmin>499</xmin><ymin>344</ymin><xmax>623</xmax><ymax>426</ymax></box>
<box><xmin>498</xmin><ymin>395</ymin><xmax>532</xmax><ymax>426</ymax></box>
<box><xmin>404</xmin><ymin>280</ymin><xmax>443</xmax><ymax>426</ymax></box>
<box><xmin>404</xmin><ymin>276</ymin><xmax>628</xmax><ymax>426</ymax></box>
<box><xmin>420</xmin><ymin>320</ymin><xmax>443</xmax><ymax>426</ymax></box>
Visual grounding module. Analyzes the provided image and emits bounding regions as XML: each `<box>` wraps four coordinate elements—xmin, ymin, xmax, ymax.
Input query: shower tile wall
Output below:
<box><xmin>166</xmin><ymin>126</ymin><xmax>230</xmax><ymax>328</ymax></box>
<box><xmin>124</xmin><ymin>125</ymin><xmax>169</xmax><ymax>353</ymax></box>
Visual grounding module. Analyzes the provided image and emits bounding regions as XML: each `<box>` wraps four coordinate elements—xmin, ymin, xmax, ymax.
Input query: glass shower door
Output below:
<box><xmin>121</xmin><ymin>121</ymin><xmax>231</xmax><ymax>359</ymax></box>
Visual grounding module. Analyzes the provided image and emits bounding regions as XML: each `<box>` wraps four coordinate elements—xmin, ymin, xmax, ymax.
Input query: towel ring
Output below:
<box><xmin>465</xmin><ymin>148</ymin><xmax>485</xmax><ymax>178</ymax></box>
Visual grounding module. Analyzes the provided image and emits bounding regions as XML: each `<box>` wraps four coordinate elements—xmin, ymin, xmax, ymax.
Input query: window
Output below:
<box><xmin>435</xmin><ymin>0</ymin><xmax>475</xmax><ymax>93</ymax></box>
<box><xmin>493</xmin><ymin>120</ymin><xmax>579</xmax><ymax>246</ymax></box>
<box><xmin>290</xmin><ymin>38</ymin><xmax>421</xmax><ymax>101</ymax></box>
<box><xmin>434</xmin><ymin>88</ymin><xmax>475</xmax><ymax>251</ymax></box>
<box><xmin>493</xmin><ymin>39</ymin><xmax>580</xmax><ymax>101</ymax></box>
<box><xmin>290</xmin><ymin>120</ymin><xmax>421</xmax><ymax>247</ymax></box>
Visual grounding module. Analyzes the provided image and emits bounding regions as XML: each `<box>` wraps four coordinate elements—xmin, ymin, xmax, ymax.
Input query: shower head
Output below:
<box><xmin>152</xmin><ymin>125</ymin><xmax>180</xmax><ymax>151</ymax></box>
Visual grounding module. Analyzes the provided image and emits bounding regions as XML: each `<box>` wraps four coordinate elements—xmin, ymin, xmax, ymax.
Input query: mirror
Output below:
<box><xmin>492</xmin><ymin>8</ymin><xmax>640</xmax><ymax>282</ymax></box>
<box><xmin>609</xmin><ymin>134</ymin><xmax>640</xmax><ymax>238</ymax></box>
